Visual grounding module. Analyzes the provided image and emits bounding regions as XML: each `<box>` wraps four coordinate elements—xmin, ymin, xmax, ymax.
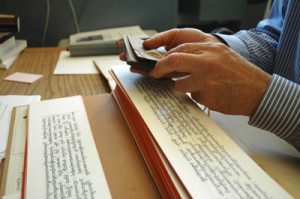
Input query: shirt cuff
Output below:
<box><xmin>214</xmin><ymin>33</ymin><xmax>250</xmax><ymax>61</ymax></box>
<box><xmin>249</xmin><ymin>74</ymin><xmax>300</xmax><ymax>141</ymax></box>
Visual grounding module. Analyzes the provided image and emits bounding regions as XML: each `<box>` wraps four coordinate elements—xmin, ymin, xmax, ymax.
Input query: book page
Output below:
<box><xmin>111</xmin><ymin>66</ymin><xmax>292</xmax><ymax>199</ymax></box>
<box><xmin>93</xmin><ymin>59</ymin><xmax>128</xmax><ymax>90</ymax></box>
<box><xmin>25</xmin><ymin>96</ymin><xmax>111</xmax><ymax>199</ymax></box>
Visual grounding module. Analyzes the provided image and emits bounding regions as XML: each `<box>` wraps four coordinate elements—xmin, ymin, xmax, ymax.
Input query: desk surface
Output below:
<box><xmin>1</xmin><ymin>47</ymin><xmax>299</xmax><ymax>198</ymax></box>
<box><xmin>0</xmin><ymin>47</ymin><xmax>110</xmax><ymax>99</ymax></box>
<box><xmin>0</xmin><ymin>47</ymin><xmax>110</xmax><ymax>191</ymax></box>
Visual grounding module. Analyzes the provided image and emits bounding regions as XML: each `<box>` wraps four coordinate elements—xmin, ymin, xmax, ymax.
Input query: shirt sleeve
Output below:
<box><xmin>215</xmin><ymin>0</ymin><xmax>283</xmax><ymax>74</ymax></box>
<box><xmin>249</xmin><ymin>74</ymin><xmax>300</xmax><ymax>151</ymax></box>
<box><xmin>214</xmin><ymin>0</ymin><xmax>300</xmax><ymax>151</ymax></box>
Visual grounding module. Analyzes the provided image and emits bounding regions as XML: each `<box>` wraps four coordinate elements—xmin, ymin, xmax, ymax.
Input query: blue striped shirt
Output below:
<box><xmin>217</xmin><ymin>0</ymin><xmax>299</xmax><ymax>151</ymax></box>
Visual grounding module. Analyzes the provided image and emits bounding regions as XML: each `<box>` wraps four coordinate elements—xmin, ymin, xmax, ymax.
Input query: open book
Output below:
<box><xmin>18</xmin><ymin>67</ymin><xmax>294</xmax><ymax>198</ymax></box>
<box><xmin>23</xmin><ymin>96</ymin><xmax>112</xmax><ymax>199</ymax></box>
<box><xmin>3</xmin><ymin>94</ymin><xmax>160</xmax><ymax>199</ymax></box>
<box><xmin>109</xmin><ymin>66</ymin><xmax>293</xmax><ymax>198</ymax></box>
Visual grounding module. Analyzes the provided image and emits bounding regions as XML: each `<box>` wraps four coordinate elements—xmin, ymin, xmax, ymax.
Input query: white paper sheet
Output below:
<box><xmin>93</xmin><ymin>58</ymin><xmax>128</xmax><ymax>90</ymax></box>
<box><xmin>2</xmin><ymin>193</ymin><xmax>21</xmax><ymax>199</ymax></box>
<box><xmin>54</xmin><ymin>51</ymin><xmax>129</xmax><ymax>75</ymax></box>
<box><xmin>4</xmin><ymin>72</ymin><xmax>43</xmax><ymax>83</ymax></box>
<box><xmin>53</xmin><ymin>51</ymin><xmax>101</xmax><ymax>74</ymax></box>
<box><xmin>25</xmin><ymin>96</ymin><xmax>111</xmax><ymax>199</ymax></box>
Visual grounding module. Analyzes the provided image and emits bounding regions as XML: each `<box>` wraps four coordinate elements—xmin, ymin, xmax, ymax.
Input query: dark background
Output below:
<box><xmin>0</xmin><ymin>0</ymin><xmax>269</xmax><ymax>47</ymax></box>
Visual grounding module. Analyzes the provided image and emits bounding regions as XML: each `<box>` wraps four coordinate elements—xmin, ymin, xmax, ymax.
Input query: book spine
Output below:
<box><xmin>0</xmin><ymin>15</ymin><xmax>20</xmax><ymax>33</ymax></box>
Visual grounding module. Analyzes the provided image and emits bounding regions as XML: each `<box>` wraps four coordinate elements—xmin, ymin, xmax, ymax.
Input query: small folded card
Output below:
<box><xmin>123</xmin><ymin>35</ymin><xmax>165</xmax><ymax>72</ymax></box>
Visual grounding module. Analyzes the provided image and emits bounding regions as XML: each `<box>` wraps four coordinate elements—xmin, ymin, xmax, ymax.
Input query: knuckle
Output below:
<box><xmin>208</xmin><ymin>42</ymin><xmax>227</xmax><ymax>51</ymax></box>
<box><xmin>217</xmin><ymin>43</ymin><xmax>228</xmax><ymax>51</ymax></box>
<box><xmin>178</xmin><ymin>44</ymin><xmax>190</xmax><ymax>53</ymax></box>
<box><xmin>214</xmin><ymin>42</ymin><xmax>228</xmax><ymax>51</ymax></box>
<box><xmin>168</xmin><ymin>53</ymin><xmax>182</xmax><ymax>67</ymax></box>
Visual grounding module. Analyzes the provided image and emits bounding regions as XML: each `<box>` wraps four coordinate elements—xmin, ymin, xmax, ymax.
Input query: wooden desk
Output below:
<box><xmin>1</xmin><ymin>47</ymin><xmax>299</xmax><ymax>198</ymax></box>
<box><xmin>0</xmin><ymin>47</ymin><xmax>110</xmax><ymax>99</ymax></box>
<box><xmin>0</xmin><ymin>47</ymin><xmax>110</xmax><ymax>191</ymax></box>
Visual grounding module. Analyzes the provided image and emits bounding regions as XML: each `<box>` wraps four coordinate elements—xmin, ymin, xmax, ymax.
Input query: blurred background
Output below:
<box><xmin>0</xmin><ymin>0</ymin><xmax>272</xmax><ymax>47</ymax></box>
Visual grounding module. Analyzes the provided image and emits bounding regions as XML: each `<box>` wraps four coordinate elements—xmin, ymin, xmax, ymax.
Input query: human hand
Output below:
<box><xmin>143</xmin><ymin>28</ymin><xmax>221</xmax><ymax>51</ymax></box>
<box><xmin>150</xmin><ymin>42</ymin><xmax>272</xmax><ymax>116</ymax></box>
<box><xmin>122</xmin><ymin>28</ymin><xmax>220</xmax><ymax>77</ymax></box>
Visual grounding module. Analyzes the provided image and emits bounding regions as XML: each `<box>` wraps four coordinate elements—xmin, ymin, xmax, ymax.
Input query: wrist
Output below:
<box><xmin>209</xmin><ymin>33</ymin><xmax>229</xmax><ymax>46</ymax></box>
<box><xmin>247</xmin><ymin>71</ymin><xmax>272</xmax><ymax>116</ymax></box>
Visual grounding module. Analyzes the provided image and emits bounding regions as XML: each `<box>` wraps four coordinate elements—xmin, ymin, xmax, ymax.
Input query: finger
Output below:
<box><xmin>174</xmin><ymin>76</ymin><xmax>195</xmax><ymax>93</ymax></box>
<box><xmin>190</xmin><ymin>91</ymin><xmax>220</xmax><ymax>113</ymax></box>
<box><xmin>143</xmin><ymin>29</ymin><xmax>179</xmax><ymax>49</ymax></box>
<box><xmin>165</xmin><ymin>71</ymin><xmax>189</xmax><ymax>78</ymax></box>
<box><xmin>165</xmin><ymin>42</ymin><xmax>219</xmax><ymax>57</ymax></box>
<box><xmin>151</xmin><ymin>53</ymin><xmax>201</xmax><ymax>79</ymax></box>
<box><xmin>174</xmin><ymin>75</ymin><xmax>206</xmax><ymax>93</ymax></box>
<box><xmin>130</xmin><ymin>67</ymin><xmax>150</xmax><ymax>76</ymax></box>
<box><xmin>190</xmin><ymin>91</ymin><xmax>208</xmax><ymax>106</ymax></box>
<box><xmin>191</xmin><ymin>91</ymin><xmax>203</xmax><ymax>102</ymax></box>
<box><xmin>149</xmin><ymin>71</ymin><xmax>189</xmax><ymax>79</ymax></box>
<box><xmin>119</xmin><ymin>53</ymin><xmax>126</xmax><ymax>61</ymax></box>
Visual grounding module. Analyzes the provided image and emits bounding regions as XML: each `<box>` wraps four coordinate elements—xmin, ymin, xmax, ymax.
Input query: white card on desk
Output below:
<box><xmin>54</xmin><ymin>51</ymin><xmax>122</xmax><ymax>75</ymax></box>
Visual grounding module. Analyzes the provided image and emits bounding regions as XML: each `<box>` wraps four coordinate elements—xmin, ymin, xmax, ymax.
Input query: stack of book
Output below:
<box><xmin>0</xmin><ymin>14</ymin><xmax>27</xmax><ymax>69</ymax></box>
